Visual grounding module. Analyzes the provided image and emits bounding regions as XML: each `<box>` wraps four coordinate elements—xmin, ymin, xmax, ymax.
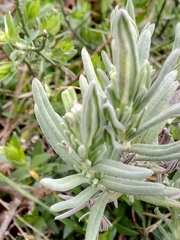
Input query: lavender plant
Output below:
<box><xmin>32</xmin><ymin>0</ymin><xmax>180</xmax><ymax>239</ymax></box>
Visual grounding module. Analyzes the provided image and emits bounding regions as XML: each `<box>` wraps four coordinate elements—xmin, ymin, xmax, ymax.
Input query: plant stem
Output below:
<box><xmin>15</xmin><ymin>0</ymin><xmax>29</xmax><ymax>37</ymax></box>
<box><xmin>59</xmin><ymin>0</ymin><xmax>93</xmax><ymax>51</ymax></box>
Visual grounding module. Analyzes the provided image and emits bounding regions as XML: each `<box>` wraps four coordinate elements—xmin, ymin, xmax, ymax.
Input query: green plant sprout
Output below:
<box><xmin>32</xmin><ymin>0</ymin><xmax>180</xmax><ymax>239</ymax></box>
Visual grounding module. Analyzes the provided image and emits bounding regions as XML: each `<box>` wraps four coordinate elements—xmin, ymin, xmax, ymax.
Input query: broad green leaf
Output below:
<box><xmin>115</xmin><ymin>223</ymin><xmax>139</xmax><ymax>236</ymax></box>
<box><xmin>31</xmin><ymin>153</ymin><xmax>51</xmax><ymax>168</ymax></box>
<box><xmin>4</xmin><ymin>12</ymin><xmax>15</xmax><ymax>40</ymax></box>
<box><xmin>25</xmin><ymin>0</ymin><xmax>40</xmax><ymax>20</ymax></box>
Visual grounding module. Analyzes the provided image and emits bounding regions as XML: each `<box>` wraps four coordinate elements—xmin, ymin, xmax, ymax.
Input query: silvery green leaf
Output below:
<box><xmin>101</xmin><ymin>50</ymin><xmax>113</xmax><ymax>72</ymax></box>
<box><xmin>77</xmin><ymin>144</ymin><xmax>88</xmax><ymax>159</ymax></box>
<box><xmin>85</xmin><ymin>191</ymin><xmax>109</xmax><ymax>240</ymax></box>
<box><xmin>103</xmin><ymin>103</ymin><xmax>125</xmax><ymax>132</ymax></box>
<box><xmin>110</xmin><ymin>147</ymin><xmax>121</xmax><ymax>161</ymax></box>
<box><xmin>50</xmin><ymin>186</ymin><xmax>99</xmax><ymax>212</ymax></box>
<box><xmin>120</xmin><ymin>104</ymin><xmax>132</xmax><ymax>126</ymax></box>
<box><xmin>138</xmin><ymin>49</ymin><xmax>180</xmax><ymax>111</ymax></box>
<box><xmin>110</xmin><ymin>6</ymin><xmax>118</xmax><ymax>34</ymax></box>
<box><xmin>137</xmin><ymin>196</ymin><xmax>180</xmax><ymax>208</ymax></box>
<box><xmin>105</xmin><ymin>83</ymin><xmax>117</xmax><ymax>107</ymax></box>
<box><xmin>133</xmin><ymin>85</ymin><xmax>147</xmax><ymax>110</ymax></box>
<box><xmin>41</xmin><ymin>174</ymin><xmax>90</xmax><ymax>191</ymax></box>
<box><xmin>79</xmin><ymin>74</ymin><xmax>89</xmax><ymax>97</ymax></box>
<box><xmin>140</xmin><ymin>22</ymin><xmax>155</xmax><ymax>37</ymax></box>
<box><xmin>126</xmin><ymin>0</ymin><xmax>135</xmax><ymax>22</ymax></box>
<box><xmin>173</xmin><ymin>23</ymin><xmax>180</xmax><ymax>50</ymax></box>
<box><xmin>134</xmin><ymin>152</ymin><xmax>180</xmax><ymax>162</ymax></box>
<box><xmin>113</xmin><ymin>9</ymin><xmax>139</xmax><ymax>104</ymax></box>
<box><xmin>90</xmin><ymin>144</ymin><xmax>107</xmax><ymax>164</ymax></box>
<box><xmin>128</xmin><ymin>141</ymin><xmax>180</xmax><ymax>157</ymax></box>
<box><xmin>133</xmin><ymin>108</ymin><xmax>147</xmax><ymax>130</ymax></box>
<box><xmin>132</xmin><ymin>61</ymin><xmax>151</xmax><ymax>102</ymax></box>
<box><xmin>81</xmin><ymin>47</ymin><xmax>104</xmax><ymax>96</ymax></box>
<box><xmin>32</xmin><ymin>79</ymin><xmax>64</xmax><ymax>132</ymax></box>
<box><xmin>61</xmin><ymin>87</ymin><xmax>77</xmax><ymax>113</ymax></box>
<box><xmin>34</xmin><ymin>106</ymin><xmax>81</xmax><ymax>167</ymax></box>
<box><xmin>32</xmin><ymin>79</ymin><xmax>81</xmax><ymax>166</ymax></box>
<box><xmin>132</xmin><ymin>103</ymin><xmax>180</xmax><ymax>139</ymax></box>
<box><xmin>103</xmin><ymin>126</ymin><xmax>124</xmax><ymax>149</ymax></box>
<box><xmin>97</xmin><ymin>68</ymin><xmax>110</xmax><ymax>89</ymax></box>
<box><xmin>92</xmin><ymin>159</ymin><xmax>153</xmax><ymax>179</ymax></box>
<box><xmin>81</xmin><ymin>82</ymin><xmax>101</xmax><ymax>148</ymax></box>
<box><xmin>143</xmin><ymin>70</ymin><xmax>178</xmax><ymax>122</ymax></box>
<box><xmin>142</xmin><ymin>74</ymin><xmax>178</xmax><ymax>144</ymax></box>
<box><xmin>99</xmin><ymin>175</ymin><xmax>180</xmax><ymax>196</ymax></box>
<box><xmin>137</xmin><ymin>28</ymin><xmax>151</xmax><ymax>66</ymax></box>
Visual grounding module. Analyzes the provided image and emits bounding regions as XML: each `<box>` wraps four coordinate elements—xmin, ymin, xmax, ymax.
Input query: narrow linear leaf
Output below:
<box><xmin>99</xmin><ymin>175</ymin><xmax>180</xmax><ymax>196</ymax></box>
<box><xmin>35</xmin><ymin>106</ymin><xmax>81</xmax><ymax>167</ymax></box>
<box><xmin>41</xmin><ymin>174</ymin><xmax>90</xmax><ymax>191</ymax></box>
<box><xmin>32</xmin><ymin>79</ymin><xmax>64</xmax><ymax>129</ymax></box>
<box><xmin>133</xmin><ymin>103</ymin><xmax>180</xmax><ymax>138</ymax></box>
<box><xmin>50</xmin><ymin>186</ymin><xmax>99</xmax><ymax>212</ymax></box>
<box><xmin>32</xmin><ymin>79</ymin><xmax>66</xmax><ymax>150</ymax></box>
<box><xmin>114</xmin><ymin>9</ymin><xmax>139</xmax><ymax>103</ymax></box>
<box><xmin>0</xmin><ymin>173</ymin><xmax>50</xmax><ymax>212</ymax></box>
<box><xmin>61</xmin><ymin>87</ymin><xmax>77</xmax><ymax>113</ymax></box>
<box><xmin>79</xmin><ymin>75</ymin><xmax>89</xmax><ymax>97</ymax></box>
<box><xmin>138</xmin><ymin>49</ymin><xmax>180</xmax><ymax>112</ymax></box>
<box><xmin>137</xmin><ymin>195</ymin><xmax>180</xmax><ymax>208</ymax></box>
<box><xmin>101</xmin><ymin>50</ymin><xmax>113</xmax><ymax>72</ymax></box>
<box><xmin>97</xmin><ymin>68</ymin><xmax>110</xmax><ymax>88</ymax></box>
<box><xmin>128</xmin><ymin>141</ymin><xmax>180</xmax><ymax>157</ymax></box>
<box><xmin>155</xmin><ymin>208</ymin><xmax>175</xmax><ymax>233</ymax></box>
<box><xmin>85</xmin><ymin>191</ymin><xmax>109</xmax><ymax>240</ymax></box>
<box><xmin>125</xmin><ymin>0</ymin><xmax>135</xmax><ymax>22</ymax></box>
<box><xmin>92</xmin><ymin>159</ymin><xmax>153</xmax><ymax>179</ymax></box>
<box><xmin>81</xmin><ymin>82</ymin><xmax>100</xmax><ymax>148</ymax></box>
<box><xmin>173</xmin><ymin>23</ymin><xmax>180</xmax><ymax>50</ymax></box>
<box><xmin>137</xmin><ymin>29</ymin><xmax>151</xmax><ymax>66</ymax></box>
<box><xmin>81</xmin><ymin>48</ymin><xmax>104</xmax><ymax>96</ymax></box>
<box><xmin>134</xmin><ymin>152</ymin><xmax>180</xmax><ymax>162</ymax></box>
<box><xmin>143</xmin><ymin>70</ymin><xmax>178</xmax><ymax>122</ymax></box>
<box><xmin>103</xmin><ymin>103</ymin><xmax>125</xmax><ymax>132</ymax></box>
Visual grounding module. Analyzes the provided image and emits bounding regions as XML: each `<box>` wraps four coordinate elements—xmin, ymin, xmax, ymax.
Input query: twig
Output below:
<box><xmin>154</xmin><ymin>0</ymin><xmax>167</xmax><ymax>33</ymax></box>
<box><xmin>38</xmin><ymin>52</ymin><xmax>76</xmax><ymax>79</ymax></box>
<box><xmin>0</xmin><ymin>198</ymin><xmax>22</xmax><ymax>240</ymax></box>
<box><xmin>16</xmin><ymin>214</ymin><xmax>49</xmax><ymax>240</ymax></box>
<box><xmin>135</xmin><ymin>0</ymin><xmax>154</xmax><ymax>18</ymax></box>
<box><xmin>144</xmin><ymin>213</ymin><xmax>171</xmax><ymax>233</ymax></box>
<box><xmin>13</xmin><ymin>219</ymin><xmax>29</xmax><ymax>240</ymax></box>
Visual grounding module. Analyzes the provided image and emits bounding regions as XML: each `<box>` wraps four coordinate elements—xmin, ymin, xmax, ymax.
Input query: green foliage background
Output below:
<box><xmin>0</xmin><ymin>0</ymin><xmax>180</xmax><ymax>239</ymax></box>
